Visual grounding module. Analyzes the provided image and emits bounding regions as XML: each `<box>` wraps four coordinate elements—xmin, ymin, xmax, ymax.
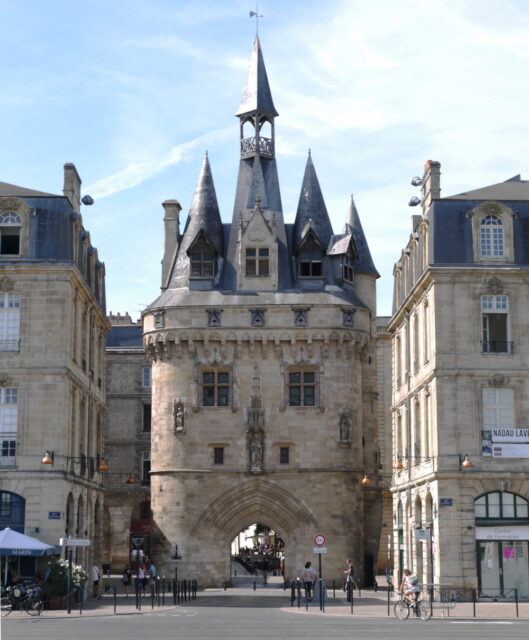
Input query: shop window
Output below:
<box><xmin>481</xmin><ymin>295</ymin><xmax>511</xmax><ymax>353</ymax></box>
<box><xmin>287</xmin><ymin>370</ymin><xmax>317</xmax><ymax>407</ymax></box>
<box><xmin>202</xmin><ymin>370</ymin><xmax>230</xmax><ymax>407</ymax></box>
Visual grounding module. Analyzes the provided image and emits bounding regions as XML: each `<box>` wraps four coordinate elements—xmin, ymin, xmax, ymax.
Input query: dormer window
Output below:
<box><xmin>342</xmin><ymin>252</ymin><xmax>354</xmax><ymax>283</ymax></box>
<box><xmin>0</xmin><ymin>212</ymin><xmax>21</xmax><ymax>256</ymax></box>
<box><xmin>245</xmin><ymin>247</ymin><xmax>269</xmax><ymax>276</ymax></box>
<box><xmin>190</xmin><ymin>235</ymin><xmax>216</xmax><ymax>279</ymax></box>
<box><xmin>298</xmin><ymin>235</ymin><xmax>323</xmax><ymax>278</ymax></box>
<box><xmin>480</xmin><ymin>215</ymin><xmax>504</xmax><ymax>257</ymax></box>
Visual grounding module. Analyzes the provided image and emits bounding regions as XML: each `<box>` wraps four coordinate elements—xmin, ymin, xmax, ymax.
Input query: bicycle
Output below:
<box><xmin>1</xmin><ymin>584</ymin><xmax>43</xmax><ymax>617</ymax></box>
<box><xmin>394</xmin><ymin>592</ymin><xmax>432</xmax><ymax>621</ymax></box>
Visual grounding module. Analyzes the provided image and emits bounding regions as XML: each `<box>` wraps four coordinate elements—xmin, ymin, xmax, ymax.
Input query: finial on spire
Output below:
<box><xmin>204</xmin><ymin>149</ymin><xmax>208</xmax><ymax>158</ymax></box>
<box><xmin>308</xmin><ymin>148</ymin><xmax>311</xmax><ymax>157</ymax></box>
<box><xmin>249</xmin><ymin>3</ymin><xmax>263</xmax><ymax>36</ymax></box>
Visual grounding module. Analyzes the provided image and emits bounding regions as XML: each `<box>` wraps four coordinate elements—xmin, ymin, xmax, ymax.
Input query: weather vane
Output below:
<box><xmin>249</xmin><ymin>3</ymin><xmax>263</xmax><ymax>36</ymax></box>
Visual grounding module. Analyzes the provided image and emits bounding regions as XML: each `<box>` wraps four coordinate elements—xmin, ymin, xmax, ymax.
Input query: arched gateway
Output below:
<box><xmin>143</xmin><ymin>37</ymin><xmax>381</xmax><ymax>587</ymax></box>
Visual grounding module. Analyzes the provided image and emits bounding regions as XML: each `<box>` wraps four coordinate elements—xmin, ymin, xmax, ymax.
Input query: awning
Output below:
<box><xmin>0</xmin><ymin>527</ymin><xmax>57</xmax><ymax>556</ymax></box>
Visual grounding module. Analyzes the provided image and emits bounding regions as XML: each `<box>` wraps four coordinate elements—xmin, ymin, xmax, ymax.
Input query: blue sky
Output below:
<box><xmin>3</xmin><ymin>0</ymin><xmax>529</xmax><ymax>317</ymax></box>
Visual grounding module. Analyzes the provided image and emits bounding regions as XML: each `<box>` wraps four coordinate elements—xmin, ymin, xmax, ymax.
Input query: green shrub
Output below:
<box><xmin>45</xmin><ymin>559</ymin><xmax>86</xmax><ymax>597</ymax></box>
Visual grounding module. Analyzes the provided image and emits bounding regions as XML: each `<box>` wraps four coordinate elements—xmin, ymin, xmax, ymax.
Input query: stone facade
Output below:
<box><xmin>103</xmin><ymin>313</ymin><xmax>151</xmax><ymax>570</ymax></box>
<box><xmin>142</xmin><ymin>37</ymin><xmax>383</xmax><ymax>587</ymax></box>
<box><xmin>389</xmin><ymin>161</ymin><xmax>529</xmax><ymax>596</ymax></box>
<box><xmin>0</xmin><ymin>164</ymin><xmax>109</xmax><ymax>571</ymax></box>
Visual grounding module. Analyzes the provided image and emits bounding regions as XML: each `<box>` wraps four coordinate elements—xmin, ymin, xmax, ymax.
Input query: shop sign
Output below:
<box><xmin>415</xmin><ymin>528</ymin><xmax>430</xmax><ymax>542</ymax></box>
<box><xmin>475</xmin><ymin>526</ymin><xmax>529</xmax><ymax>541</ymax></box>
<box><xmin>492</xmin><ymin>428</ymin><xmax>529</xmax><ymax>443</ymax></box>
<box><xmin>492</xmin><ymin>444</ymin><xmax>529</xmax><ymax>458</ymax></box>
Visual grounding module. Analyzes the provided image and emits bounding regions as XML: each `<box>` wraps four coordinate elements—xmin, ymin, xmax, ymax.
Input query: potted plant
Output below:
<box><xmin>45</xmin><ymin>559</ymin><xmax>86</xmax><ymax>609</ymax></box>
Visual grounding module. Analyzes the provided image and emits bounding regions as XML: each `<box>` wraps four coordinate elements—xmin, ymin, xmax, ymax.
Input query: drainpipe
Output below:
<box><xmin>404</xmin><ymin>310</ymin><xmax>413</xmax><ymax>570</ymax></box>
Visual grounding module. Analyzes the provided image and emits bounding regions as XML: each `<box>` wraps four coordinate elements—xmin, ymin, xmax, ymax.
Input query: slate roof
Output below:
<box><xmin>343</xmin><ymin>195</ymin><xmax>379</xmax><ymax>276</ymax></box>
<box><xmin>293</xmin><ymin>154</ymin><xmax>334</xmax><ymax>253</ymax></box>
<box><xmin>0</xmin><ymin>181</ymin><xmax>57</xmax><ymax>198</ymax></box>
<box><xmin>445</xmin><ymin>175</ymin><xmax>529</xmax><ymax>201</ymax></box>
<box><xmin>107</xmin><ymin>325</ymin><xmax>143</xmax><ymax>348</ymax></box>
<box><xmin>235</xmin><ymin>36</ymin><xmax>279</xmax><ymax>118</ymax></box>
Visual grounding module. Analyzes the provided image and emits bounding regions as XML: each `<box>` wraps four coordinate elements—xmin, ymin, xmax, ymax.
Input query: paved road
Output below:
<box><xmin>3</xmin><ymin>598</ymin><xmax>529</xmax><ymax>640</ymax></box>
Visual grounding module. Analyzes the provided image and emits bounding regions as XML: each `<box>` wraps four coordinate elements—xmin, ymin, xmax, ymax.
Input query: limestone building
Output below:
<box><xmin>142</xmin><ymin>37</ymin><xmax>382</xmax><ymax>586</ymax></box>
<box><xmin>390</xmin><ymin>161</ymin><xmax>529</xmax><ymax>597</ymax></box>
<box><xmin>103</xmin><ymin>313</ymin><xmax>151</xmax><ymax>569</ymax></box>
<box><xmin>0</xmin><ymin>164</ymin><xmax>109</xmax><ymax>572</ymax></box>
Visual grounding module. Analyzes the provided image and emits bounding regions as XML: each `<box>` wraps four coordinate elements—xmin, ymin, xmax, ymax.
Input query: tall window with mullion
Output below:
<box><xmin>342</xmin><ymin>252</ymin><xmax>354</xmax><ymax>283</ymax></box>
<box><xmin>202</xmin><ymin>371</ymin><xmax>230</xmax><ymax>407</ymax></box>
<box><xmin>481</xmin><ymin>295</ymin><xmax>510</xmax><ymax>353</ymax></box>
<box><xmin>288</xmin><ymin>370</ymin><xmax>316</xmax><ymax>406</ymax></box>
<box><xmin>0</xmin><ymin>292</ymin><xmax>20</xmax><ymax>351</ymax></box>
<box><xmin>245</xmin><ymin>247</ymin><xmax>269</xmax><ymax>276</ymax></box>
<box><xmin>190</xmin><ymin>236</ymin><xmax>216</xmax><ymax>279</ymax></box>
<box><xmin>0</xmin><ymin>387</ymin><xmax>18</xmax><ymax>467</ymax></box>
<box><xmin>480</xmin><ymin>215</ymin><xmax>504</xmax><ymax>257</ymax></box>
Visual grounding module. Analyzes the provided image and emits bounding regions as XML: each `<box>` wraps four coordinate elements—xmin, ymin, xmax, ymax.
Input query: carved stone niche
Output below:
<box><xmin>250</xmin><ymin>309</ymin><xmax>266</xmax><ymax>327</ymax></box>
<box><xmin>0</xmin><ymin>276</ymin><xmax>14</xmax><ymax>292</ymax></box>
<box><xmin>206</xmin><ymin>309</ymin><xmax>222</xmax><ymax>327</ymax></box>
<box><xmin>488</xmin><ymin>373</ymin><xmax>509</xmax><ymax>388</ymax></box>
<box><xmin>154</xmin><ymin>310</ymin><xmax>165</xmax><ymax>329</ymax></box>
<box><xmin>173</xmin><ymin>400</ymin><xmax>187</xmax><ymax>434</ymax></box>
<box><xmin>337</xmin><ymin>408</ymin><xmax>352</xmax><ymax>445</ymax></box>
<box><xmin>342</xmin><ymin>308</ymin><xmax>356</xmax><ymax>327</ymax></box>
<box><xmin>292</xmin><ymin>308</ymin><xmax>309</xmax><ymax>327</ymax></box>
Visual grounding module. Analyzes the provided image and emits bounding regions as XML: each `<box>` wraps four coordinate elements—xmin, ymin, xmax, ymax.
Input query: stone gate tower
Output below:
<box><xmin>143</xmin><ymin>37</ymin><xmax>381</xmax><ymax>586</ymax></box>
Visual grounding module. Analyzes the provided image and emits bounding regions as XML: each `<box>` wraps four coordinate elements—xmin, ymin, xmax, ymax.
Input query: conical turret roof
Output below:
<box><xmin>344</xmin><ymin>194</ymin><xmax>378</xmax><ymax>276</ymax></box>
<box><xmin>235</xmin><ymin>36</ymin><xmax>278</xmax><ymax>118</ymax></box>
<box><xmin>293</xmin><ymin>153</ymin><xmax>334</xmax><ymax>252</ymax></box>
<box><xmin>246</xmin><ymin>154</ymin><xmax>269</xmax><ymax>209</ymax></box>
<box><xmin>180</xmin><ymin>152</ymin><xmax>224</xmax><ymax>256</ymax></box>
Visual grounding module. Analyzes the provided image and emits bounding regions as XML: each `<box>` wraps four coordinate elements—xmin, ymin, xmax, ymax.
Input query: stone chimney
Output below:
<box><xmin>161</xmin><ymin>199</ymin><xmax>182</xmax><ymax>289</ymax></box>
<box><xmin>63</xmin><ymin>163</ymin><xmax>82</xmax><ymax>212</ymax></box>
<box><xmin>421</xmin><ymin>160</ymin><xmax>441</xmax><ymax>213</ymax></box>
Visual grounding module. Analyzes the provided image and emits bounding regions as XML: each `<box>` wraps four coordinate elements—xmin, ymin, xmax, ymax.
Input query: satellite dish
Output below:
<box><xmin>408</xmin><ymin>196</ymin><xmax>422</xmax><ymax>207</ymax></box>
<box><xmin>81</xmin><ymin>195</ymin><xmax>94</xmax><ymax>206</ymax></box>
<box><xmin>411</xmin><ymin>176</ymin><xmax>423</xmax><ymax>186</ymax></box>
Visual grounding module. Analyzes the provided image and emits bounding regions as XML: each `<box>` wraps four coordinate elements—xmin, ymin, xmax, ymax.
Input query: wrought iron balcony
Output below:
<box><xmin>482</xmin><ymin>341</ymin><xmax>514</xmax><ymax>354</ymax></box>
<box><xmin>0</xmin><ymin>339</ymin><xmax>20</xmax><ymax>352</ymax></box>
<box><xmin>241</xmin><ymin>136</ymin><xmax>274</xmax><ymax>159</ymax></box>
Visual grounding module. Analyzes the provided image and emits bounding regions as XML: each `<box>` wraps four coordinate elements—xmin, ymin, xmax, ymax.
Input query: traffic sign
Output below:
<box><xmin>313</xmin><ymin>546</ymin><xmax>327</xmax><ymax>554</ymax></box>
<box><xmin>314</xmin><ymin>534</ymin><xmax>326</xmax><ymax>546</ymax></box>
<box><xmin>60</xmin><ymin>538</ymin><xmax>91</xmax><ymax>547</ymax></box>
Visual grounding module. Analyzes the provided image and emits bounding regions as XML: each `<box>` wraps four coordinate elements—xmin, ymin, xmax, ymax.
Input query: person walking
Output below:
<box><xmin>148</xmin><ymin>561</ymin><xmax>157</xmax><ymax>596</ymax></box>
<box><xmin>138</xmin><ymin>563</ymin><xmax>146</xmax><ymax>596</ymax></box>
<box><xmin>92</xmin><ymin>564</ymin><xmax>100</xmax><ymax>599</ymax></box>
<box><xmin>300</xmin><ymin>561</ymin><xmax>317</xmax><ymax>601</ymax></box>
<box><xmin>344</xmin><ymin>558</ymin><xmax>358</xmax><ymax>594</ymax></box>
<box><xmin>122</xmin><ymin>564</ymin><xmax>132</xmax><ymax>597</ymax></box>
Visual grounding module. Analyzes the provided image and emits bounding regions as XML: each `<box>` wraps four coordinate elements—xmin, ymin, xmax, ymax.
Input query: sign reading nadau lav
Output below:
<box><xmin>491</xmin><ymin>428</ymin><xmax>529</xmax><ymax>442</ymax></box>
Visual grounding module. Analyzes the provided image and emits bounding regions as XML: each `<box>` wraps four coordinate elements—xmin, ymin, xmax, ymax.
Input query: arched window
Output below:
<box><xmin>397</xmin><ymin>500</ymin><xmax>403</xmax><ymax>528</ymax></box>
<box><xmin>298</xmin><ymin>234</ymin><xmax>323</xmax><ymax>278</ymax></box>
<box><xmin>475</xmin><ymin>492</ymin><xmax>529</xmax><ymax>520</ymax></box>
<box><xmin>0</xmin><ymin>211</ymin><xmax>22</xmax><ymax>255</ymax></box>
<box><xmin>189</xmin><ymin>235</ymin><xmax>216</xmax><ymax>279</ymax></box>
<box><xmin>415</xmin><ymin>496</ymin><xmax>422</xmax><ymax>526</ymax></box>
<box><xmin>480</xmin><ymin>215</ymin><xmax>504</xmax><ymax>257</ymax></box>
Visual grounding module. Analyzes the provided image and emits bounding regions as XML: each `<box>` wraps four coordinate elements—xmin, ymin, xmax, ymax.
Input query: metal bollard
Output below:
<box><xmin>472</xmin><ymin>588</ymin><xmax>476</xmax><ymax>618</ymax></box>
<box><xmin>515</xmin><ymin>588</ymin><xmax>519</xmax><ymax>618</ymax></box>
<box><xmin>333</xmin><ymin>579</ymin><xmax>335</xmax><ymax>599</ymax></box>
<box><xmin>320</xmin><ymin>578</ymin><xmax>324</xmax><ymax>613</ymax></box>
<box><xmin>387</xmin><ymin>585</ymin><xmax>390</xmax><ymax>616</ymax></box>
<box><xmin>173</xmin><ymin>579</ymin><xmax>176</xmax><ymax>605</ymax></box>
<box><xmin>291</xmin><ymin>581</ymin><xmax>296</xmax><ymax>606</ymax></box>
<box><xmin>113</xmin><ymin>586</ymin><xmax>117</xmax><ymax>614</ymax></box>
<box><xmin>297</xmin><ymin>578</ymin><xmax>301</xmax><ymax>609</ymax></box>
<box><xmin>79</xmin><ymin>587</ymin><xmax>83</xmax><ymax>616</ymax></box>
<box><xmin>157</xmin><ymin>577</ymin><xmax>161</xmax><ymax>607</ymax></box>
<box><xmin>162</xmin><ymin>577</ymin><xmax>165</xmax><ymax>606</ymax></box>
<box><xmin>224</xmin><ymin>580</ymin><xmax>227</xmax><ymax>591</ymax></box>
<box><xmin>253</xmin><ymin>581</ymin><xmax>256</xmax><ymax>591</ymax></box>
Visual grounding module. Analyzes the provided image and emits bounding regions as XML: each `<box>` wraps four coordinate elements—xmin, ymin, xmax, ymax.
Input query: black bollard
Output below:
<box><xmin>291</xmin><ymin>581</ymin><xmax>295</xmax><ymax>606</ymax></box>
<box><xmin>515</xmin><ymin>588</ymin><xmax>519</xmax><ymax>618</ymax></box>
<box><xmin>387</xmin><ymin>585</ymin><xmax>390</xmax><ymax>616</ymax></box>
<box><xmin>472</xmin><ymin>588</ymin><xmax>476</xmax><ymax>617</ymax></box>
<box><xmin>253</xmin><ymin>580</ymin><xmax>256</xmax><ymax>591</ymax></box>
<box><xmin>113</xmin><ymin>586</ymin><xmax>117</xmax><ymax>614</ymax></box>
<box><xmin>297</xmin><ymin>578</ymin><xmax>301</xmax><ymax>609</ymax></box>
<box><xmin>173</xmin><ymin>580</ymin><xmax>176</xmax><ymax>605</ymax></box>
<box><xmin>79</xmin><ymin>587</ymin><xmax>83</xmax><ymax>616</ymax></box>
<box><xmin>163</xmin><ymin>577</ymin><xmax>165</xmax><ymax>606</ymax></box>
<box><xmin>333</xmin><ymin>579</ymin><xmax>335</xmax><ymax>599</ymax></box>
<box><xmin>224</xmin><ymin>580</ymin><xmax>227</xmax><ymax>591</ymax></box>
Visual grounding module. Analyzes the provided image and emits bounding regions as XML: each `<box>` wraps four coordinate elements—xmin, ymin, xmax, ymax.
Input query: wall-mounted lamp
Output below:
<box><xmin>361</xmin><ymin>474</ymin><xmax>371</xmax><ymax>486</ymax></box>
<box><xmin>41</xmin><ymin>450</ymin><xmax>54</xmax><ymax>465</ymax></box>
<box><xmin>97</xmin><ymin>457</ymin><xmax>109</xmax><ymax>472</ymax></box>
<box><xmin>126</xmin><ymin>473</ymin><xmax>136</xmax><ymax>485</ymax></box>
<box><xmin>459</xmin><ymin>454</ymin><xmax>473</xmax><ymax>470</ymax></box>
<box><xmin>394</xmin><ymin>455</ymin><xmax>405</xmax><ymax>471</ymax></box>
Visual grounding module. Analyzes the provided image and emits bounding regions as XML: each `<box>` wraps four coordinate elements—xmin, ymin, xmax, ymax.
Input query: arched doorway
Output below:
<box><xmin>231</xmin><ymin>523</ymin><xmax>285</xmax><ymax>584</ymax></box>
<box><xmin>475</xmin><ymin>491</ymin><xmax>529</xmax><ymax>597</ymax></box>
<box><xmin>130</xmin><ymin>500</ymin><xmax>151</xmax><ymax>570</ymax></box>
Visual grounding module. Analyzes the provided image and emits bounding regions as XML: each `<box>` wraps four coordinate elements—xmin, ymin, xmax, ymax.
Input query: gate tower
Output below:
<box><xmin>143</xmin><ymin>37</ymin><xmax>381</xmax><ymax>586</ymax></box>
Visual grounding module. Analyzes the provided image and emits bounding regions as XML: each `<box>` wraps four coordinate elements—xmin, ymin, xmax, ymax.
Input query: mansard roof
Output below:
<box><xmin>180</xmin><ymin>152</ymin><xmax>223</xmax><ymax>257</ymax></box>
<box><xmin>293</xmin><ymin>154</ymin><xmax>334</xmax><ymax>253</ymax></box>
<box><xmin>235</xmin><ymin>36</ymin><xmax>278</xmax><ymax>118</ymax></box>
<box><xmin>445</xmin><ymin>174</ymin><xmax>529</xmax><ymax>201</ymax></box>
<box><xmin>343</xmin><ymin>195</ymin><xmax>379</xmax><ymax>276</ymax></box>
<box><xmin>0</xmin><ymin>181</ymin><xmax>56</xmax><ymax>198</ymax></box>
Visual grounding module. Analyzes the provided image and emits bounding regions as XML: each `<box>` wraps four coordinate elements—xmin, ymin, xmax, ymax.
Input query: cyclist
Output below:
<box><xmin>399</xmin><ymin>568</ymin><xmax>420</xmax><ymax>605</ymax></box>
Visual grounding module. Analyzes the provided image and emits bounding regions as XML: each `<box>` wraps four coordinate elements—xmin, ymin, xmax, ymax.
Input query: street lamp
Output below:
<box><xmin>459</xmin><ymin>454</ymin><xmax>473</xmax><ymax>470</ymax></box>
<box><xmin>41</xmin><ymin>450</ymin><xmax>54</xmax><ymax>465</ymax></box>
<box><xmin>361</xmin><ymin>473</ymin><xmax>371</xmax><ymax>486</ymax></box>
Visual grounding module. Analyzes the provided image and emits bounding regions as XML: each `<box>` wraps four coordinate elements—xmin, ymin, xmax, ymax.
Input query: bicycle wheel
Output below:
<box><xmin>1</xmin><ymin>597</ymin><xmax>12</xmax><ymax>617</ymax></box>
<box><xmin>25</xmin><ymin>597</ymin><xmax>43</xmax><ymax>616</ymax></box>
<box><xmin>394</xmin><ymin>599</ymin><xmax>410</xmax><ymax>620</ymax></box>
<box><xmin>417</xmin><ymin>599</ymin><xmax>432</xmax><ymax>621</ymax></box>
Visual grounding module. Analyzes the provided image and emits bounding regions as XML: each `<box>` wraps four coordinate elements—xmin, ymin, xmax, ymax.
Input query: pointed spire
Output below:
<box><xmin>180</xmin><ymin>153</ymin><xmax>223</xmax><ymax>256</ymax></box>
<box><xmin>246</xmin><ymin>154</ymin><xmax>269</xmax><ymax>209</ymax></box>
<box><xmin>293</xmin><ymin>153</ymin><xmax>333</xmax><ymax>252</ymax></box>
<box><xmin>235</xmin><ymin>36</ymin><xmax>278</xmax><ymax>118</ymax></box>
<box><xmin>344</xmin><ymin>194</ymin><xmax>379</xmax><ymax>276</ymax></box>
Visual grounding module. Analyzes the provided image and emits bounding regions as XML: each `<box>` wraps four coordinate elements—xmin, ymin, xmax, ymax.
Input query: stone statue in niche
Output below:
<box><xmin>338</xmin><ymin>408</ymin><xmax>352</xmax><ymax>443</ymax></box>
<box><xmin>174</xmin><ymin>401</ymin><xmax>185</xmax><ymax>433</ymax></box>
<box><xmin>247</xmin><ymin>364</ymin><xmax>265</xmax><ymax>471</ymax></box>
<box><xmin>154</xmin><ymin>311</ymin><xmax>165</xmax><ymax>329</ymax></box>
